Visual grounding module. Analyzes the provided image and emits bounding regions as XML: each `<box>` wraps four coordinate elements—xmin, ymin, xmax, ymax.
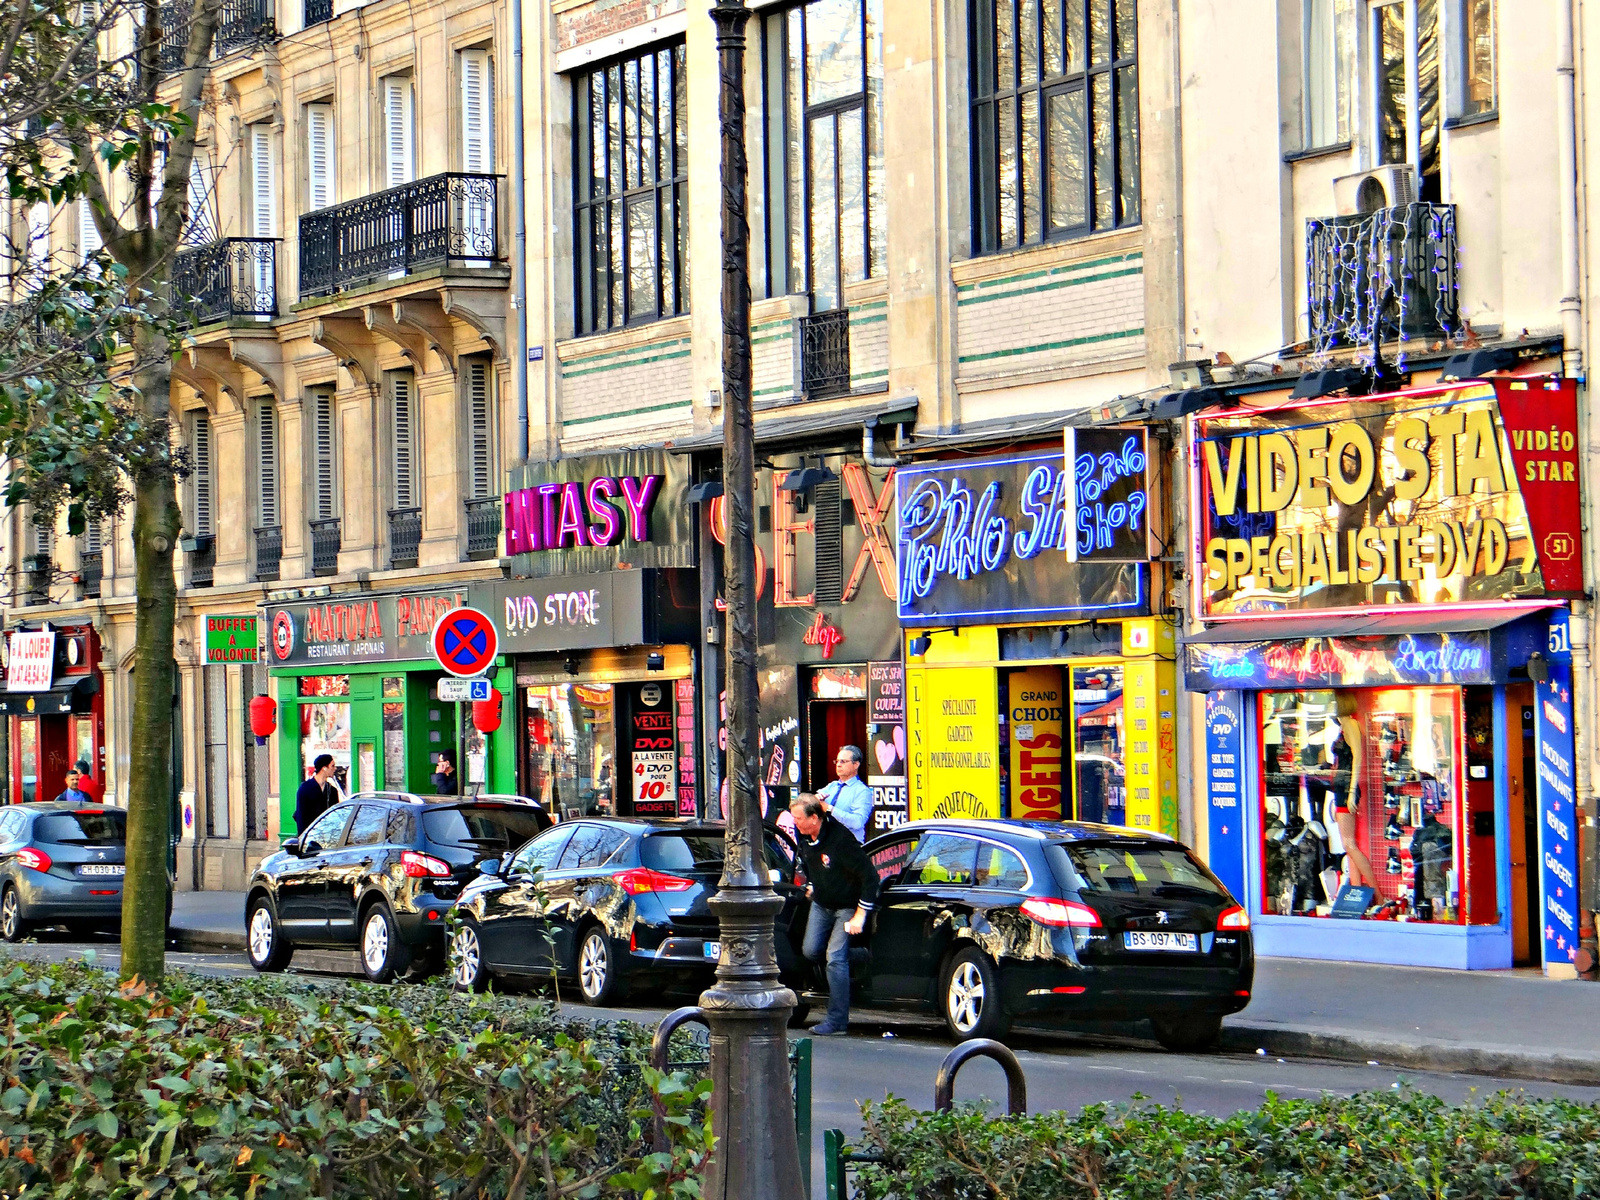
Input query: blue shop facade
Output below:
<box><xmin>1186</xmin><ymin>380</ymin><xmax>1584</xmax><ymax>975</ymax></box>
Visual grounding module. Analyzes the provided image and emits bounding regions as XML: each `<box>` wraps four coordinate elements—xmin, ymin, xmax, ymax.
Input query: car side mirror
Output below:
<box><xmin>477</xmin><ymin>857</ymin><xmax>503</xmax><ymax>876</ymax></box>
<box><xmin>302</xmin><ymin>839</ymin><xmax>324</xmax><ymax>857</ymax></box>
<box><xmin>283</xmin><ymin>837</ymin><xmax>302</xmax><ymax>856</ymax></box>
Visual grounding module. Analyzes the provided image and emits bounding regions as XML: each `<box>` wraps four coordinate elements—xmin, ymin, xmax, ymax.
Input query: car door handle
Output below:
<box><xmin>359</xmin><ymin>857</ymin><xmax>374</xmax><ymax>867</ymax></box>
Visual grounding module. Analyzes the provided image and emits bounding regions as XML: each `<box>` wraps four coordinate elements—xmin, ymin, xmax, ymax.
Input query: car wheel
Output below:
<box><xmin>941</xmin><ymin>948</ymin><xmax>1010</xmax><ymax>1042</ymax></box>
<box><xmin>449</xmin><ymin>920</ymin><xmax>490</xmax><ymax>993</ymax></box>
<box><xmin>0</xmin><ymin>886</ymin><xmax>29</xmax><ymax>943</ymax></box>
<box><xmin>577</xmin><ymin>926</ymin><xmax>619</xmax><ymax>1006</ymax></box>
<box><xmin>1151</xmin><ymin>1013</ymin><xmax>1223</xmax><ymax>1053</ymax></box>
<box><xmin>403</xmin><ymin>941</ymin><xmax>446</xmax><ymax>983</ymax></box>
<box><xmin>246</xmin><ymin>897</ymin><xmax>293</xmax><ymax>972</ymax></box>
<box><xmin>359</xmin><ymin>903</ymin><xmax>412</xmax><ymax>984</ymax></box>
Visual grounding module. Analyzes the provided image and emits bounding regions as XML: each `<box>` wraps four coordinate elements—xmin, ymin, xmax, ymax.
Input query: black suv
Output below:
<box><xmin>245</xmin><ymin>792</ymin><xmax>553</xmax><ymax>982</ymax></box>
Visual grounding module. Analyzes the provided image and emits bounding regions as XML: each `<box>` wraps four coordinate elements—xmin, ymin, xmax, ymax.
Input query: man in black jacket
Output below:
<box><xmin>788</xmin><ymin>793</ymin><xmax>879</xmax><ymax>1035</ymax></box>
<box><xmin>294</xmin><ymin>754</ymin><xmax>336</xmax><ymax>834</ymax></box>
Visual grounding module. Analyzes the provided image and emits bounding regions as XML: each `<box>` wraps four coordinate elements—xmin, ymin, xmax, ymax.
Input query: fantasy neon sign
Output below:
<box><xmin>503</xmin><ymin>475</ymin><xmax>661</xmax><ymax>553</ymax></box>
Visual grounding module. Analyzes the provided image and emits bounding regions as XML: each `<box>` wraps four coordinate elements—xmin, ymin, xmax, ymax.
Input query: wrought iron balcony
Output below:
<box><xmin>254</xmin><ymin>525</ymin><xmax>282</xmax><ymax>583</ymax></box>
<box><xmin>21</xmin><ymin>555</ymin><xmax>51</xmax><ymax>606</ymax></box>
<box><xmin>157</xmin><ymin>3</ymin><xmax>186</xmax><ymax>73</ymax></box>
<box><xmin>389</xmin><ymin>507</ymin><xmax>422</xmax><ymax>570</ymax></box>
<box><xmin>465</xmin><ymin>497</ymin><xmax>501</xmax><ymax>559</ymax></box>
<box><xmin>304</xmin><ymin>0</ymin><xmax>332</xmax><ymax>25</ymax></box>
<box><xmin>172</xmin><ymin>238</ymin><xmax>277</xmax><ymax>325</ymax></box>
<box><xmin>1306</xmin><ymin>202</ymin><xmax>1459</xmax><ymax>353</ymax></box>
<box><xmin>310</xmin><ymin>518</ymin><xmax>341</xmax><ymax>576</ymax></box>
<box><xmin>77</xmin><ymin>551</ymin><xmax>102</xmax><ymax>600</ymax></box>
<box><xmin>800</xmin><ymin>308</ymin><xmax>851</xmax><ymax>400</ymax></box>
<box><xmin>299</xmin><ymin>172</ymin><xmax>501</xmax><ymax>298</ymax></box>
<box><xmin>216</xmin><ymin>0</ymin><xmax>276</xmax><ymax>54</ymax></box>
<box><xmin>186</xmin><ymin>536</ymin><xmax>215</xmax><ymax>588</ymax></box>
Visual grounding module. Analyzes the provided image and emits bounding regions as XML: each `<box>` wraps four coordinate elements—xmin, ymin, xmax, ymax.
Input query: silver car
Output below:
<box><xmin>0</xmin><ymin>803</ymin><xmax>129</xmax><ymax>940</ymax></box>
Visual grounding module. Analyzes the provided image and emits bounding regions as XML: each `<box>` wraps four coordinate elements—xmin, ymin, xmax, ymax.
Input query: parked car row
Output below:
<box><xmin>244</xmin><ymin>794</ymin><xmax>1254</xmax><ymax>1049</ymax></box>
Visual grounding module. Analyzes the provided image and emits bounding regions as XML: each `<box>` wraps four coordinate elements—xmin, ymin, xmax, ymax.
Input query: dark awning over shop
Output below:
<box><xmin>0</xmin><ymin>674</ymin><xmax>99</xmax><ymax>716</ymax></box>
<box><xmin>667</xmin><ymin>400</ymin><xmax>917</xmax><ymax>452</ymax></box>
<box><xmin>1183</xmin><ymin>602</ymin><xmax>1559</xmax><ymax>645</ymax></box>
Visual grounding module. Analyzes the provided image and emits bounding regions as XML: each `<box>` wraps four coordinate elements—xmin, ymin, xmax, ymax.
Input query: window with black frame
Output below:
<box><xmin>573</xmin><ymin>44</ymin><xmax>688</xmax><ymax>335</ymax></box>
<box><xmin>761</xmin><ymin>0</ymin><xmax>885</xmax><ymax>311</ymax></box>
<box><xmin>969</xmin><ymin>0</ymin><xmax>1139</xmax><ymax>256</ymax></box>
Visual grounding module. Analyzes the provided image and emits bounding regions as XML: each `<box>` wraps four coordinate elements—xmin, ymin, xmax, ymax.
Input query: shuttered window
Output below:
<box><xmin>256</xmin><ymin>402</ymin><xmax>279</xmax><ymax>527</ymax></box>
<box><xmin>250</xmin><ymin>125</ymin><xmax>275</xmax><ymax>235</ymax></box>
<box><xmin>384</xmin><ymin>77</ymin><xmax>415</xmax><ymax>187</ymax></box>
<box><xmin>26</xmin><ymin>203</ymin><xmax>50</xmax><ymax>265</ymax></box>
<box><xmin>191</xmin><ymin>413</ymin><xmax>214</xmax><ymax>537</ymax></box>
<box><xmin>307</xmin><ymin>103</ymin><xmax>335</xmax><ymax>210</ymax></box>
<box><xmin>311</xmin><ymin>390</ymin><xmax>337</xmax><ymax>519</ymax></box>
<box><xmin>77</xmin><ymin>198</ymin><xmax>101</xmax><ymax>263</ymax></box>
<box><xmin>813</xmin><ymin>476</ymin><xmax>843</xmax><ymax>603</ymax></box>
<box><xmin>391</xmin><ymin>372</ymin><xmax>416</xmax><ymax>509</ymax></box>
<box><xmin>460</xmin><ymin>50</ymin><xmax>494</xmax><ymax>172</ymax></box>
<box><xmin>83</xmin><ymin>521</ymin><xmax>103</xmax><ymax>555</ymax></box>
<box><xmin>465</xmin><ymin>360</ymin><xmax>493</xmax><ymax>499</ymax></box>
<box><xmin>31</xmin><ymin>516</ymin><xmax>52</xmax><ymax>560</ymax></box>
<box><xmin>183</xmin><ymin>156</ymin><xmax>214</xmax><ymax>246</ymax></box>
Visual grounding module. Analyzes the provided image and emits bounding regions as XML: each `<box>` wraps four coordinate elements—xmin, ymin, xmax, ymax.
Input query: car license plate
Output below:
<box><xmin>77</xmin><ymin>865</ymin><xmax>125</xmax><ymax>877</ymax></box>
<box><xmin>1123</xmin><ymin>931</ymin><xmax>1197</xmax><ymax>952</ymax></box>
<box><xmin>703</xmin><ymin>941</ymin><xmax>721</xmax><ymax>960</ymax></box>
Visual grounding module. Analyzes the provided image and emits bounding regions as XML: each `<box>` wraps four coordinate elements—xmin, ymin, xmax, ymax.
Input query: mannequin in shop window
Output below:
<box><xmin>1329</xmin><ymin>692</ymin><xmax>1378</xmax><ymax>891</ymax></box>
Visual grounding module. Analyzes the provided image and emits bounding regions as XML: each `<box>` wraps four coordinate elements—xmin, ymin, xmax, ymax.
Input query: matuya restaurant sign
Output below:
<box><xmin>1194</xmin><ymin>379</ymin><xmax>1582</xmax><ymax>616</ymax></box>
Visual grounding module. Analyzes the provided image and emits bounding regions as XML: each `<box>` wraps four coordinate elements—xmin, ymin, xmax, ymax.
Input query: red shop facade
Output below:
<box><xmin>1</xmin><ymin>624</ymin><xmax>104</xmax><ymax>804</ymax></box>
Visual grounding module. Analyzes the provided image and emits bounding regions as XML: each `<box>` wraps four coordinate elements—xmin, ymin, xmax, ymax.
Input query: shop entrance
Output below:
<box><xmin>1001</xmin><ymin>663</ymin><xmax>1127</xmax><ymax>824</ymax></box>
<box><xmin>1508</xmin><ymin>684</ymin><xmax>1540</xmax><ymax>965</ymax></box>
<box><xmin>805</xmin><ymin>666</ymin><xmax>868</xmax><ymax>800</ymax></box>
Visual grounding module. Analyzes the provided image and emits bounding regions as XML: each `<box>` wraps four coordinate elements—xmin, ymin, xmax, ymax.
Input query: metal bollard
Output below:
<box><xmin>933</xmin><ymin>1038</ymin><xmax>1027</xmax><ymax>1115</ymax></box>
<box><xmin>650</xmin><ymin>1006</ymin><xmax>711</xmax><ymax>1151</ymax></box>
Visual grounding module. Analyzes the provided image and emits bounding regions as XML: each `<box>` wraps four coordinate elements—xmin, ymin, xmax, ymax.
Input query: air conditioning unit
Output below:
<box><xmin>1332</xmin><ymin>165</ymin><xmax>1419</xmax><ymax>216</ymax></box>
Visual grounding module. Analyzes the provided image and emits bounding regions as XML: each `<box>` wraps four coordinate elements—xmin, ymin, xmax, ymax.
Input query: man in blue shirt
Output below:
<box><xmin>819</xmin><ymin>745</ymin><xmax>874</xmax><ymax>842</ymax></box>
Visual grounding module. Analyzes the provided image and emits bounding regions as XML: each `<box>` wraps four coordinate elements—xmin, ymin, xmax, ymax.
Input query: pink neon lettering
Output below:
<box><xmin>537</xmin><ymin>484</ymin><xmax>563</xmax><ymax>550</ymax></box>
<box><xmin>556</xmin><ymin>481</ymin><xmax>591</xmax><ymax>548</ymax></box>
<box><xmin>587</xmin><ymin>476</ymin><xmax>622</xmax><ymax>546</ymax></box>
<box><xmin>619</xmin><ymin>475</ymin><xmax>661</xmax><ymax>542</ymax></box>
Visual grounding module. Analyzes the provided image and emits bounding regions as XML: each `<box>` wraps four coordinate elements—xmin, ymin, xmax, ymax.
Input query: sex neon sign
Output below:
<box><xmin>503</xmin><ymin>475</ymin><xmax>662</xmax><ymax>554</ymax></box>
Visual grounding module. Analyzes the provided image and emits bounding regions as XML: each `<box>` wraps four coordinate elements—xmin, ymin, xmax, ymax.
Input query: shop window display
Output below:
<box><xmin>525</xmin><ymin>683</ymin><xmax>615</xmax><ymax>817</ymax></box>
<box><xmin>1260</xmin><ymin>687</ymin><xmax>1468</xmax><ymax>923</ymax></box>
<box><xmin>1072</xmin><ymin>665</ymin><xmax>1126</xmax><ymax>824</ymax></box>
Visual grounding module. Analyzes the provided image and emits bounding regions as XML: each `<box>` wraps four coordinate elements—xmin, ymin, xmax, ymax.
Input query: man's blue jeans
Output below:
<box><xmin>803</xmin><ymin>903</ymin><xmax>855</xmax><ymax>1027</ymax></box>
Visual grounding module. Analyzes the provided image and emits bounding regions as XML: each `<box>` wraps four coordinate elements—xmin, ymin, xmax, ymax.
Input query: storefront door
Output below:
<box><xmin>806</xmin><ymin>665</ymin><xmax>868</xmax><ymax>798</ymax></box>
<box><xmin>1509</xmin><ymin>685</ymin><xmax>1539</xmax><ymax>964</ymax></box>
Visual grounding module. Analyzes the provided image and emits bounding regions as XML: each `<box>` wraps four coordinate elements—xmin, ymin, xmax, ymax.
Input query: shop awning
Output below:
<box><xmin>667</xmin><ymin>399</ymin><xmax>918</xmax><ymax>452</ymax></box>
<box><xmin>1184</xmin><ymin>601</ymin><xmax>1559</xmax><ymax>645</ymax></box>
<box><xmin>0</xmin><ymin>674</ymin><xmax>99</xmax><ymax>716</ymax></box>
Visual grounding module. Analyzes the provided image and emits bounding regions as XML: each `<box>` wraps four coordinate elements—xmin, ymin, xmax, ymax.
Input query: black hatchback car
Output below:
<box><xmin>0</xmin><ymin>803</ymin><xmax>130</xmax><ymax>940</ymax></box>
<box><xmin>449</xmin><ymin>817</ymin><xmax>809</xmax><ymax>1006</ymax></box>
<box><xmin>245</xmin><ymin>792</ymin><xmax>552</xmax><ymax>982</ymax></box>
<box><xmin>858</xmin><ymin>819</ymin><xmax>1253</xmax><ymax>1050</ymax></box>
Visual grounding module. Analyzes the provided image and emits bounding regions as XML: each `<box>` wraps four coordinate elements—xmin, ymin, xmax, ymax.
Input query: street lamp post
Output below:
<box><xmin>698</xmin><ymin>0</ymin><xmax>806</xmax><ymax>1194</ymax></box>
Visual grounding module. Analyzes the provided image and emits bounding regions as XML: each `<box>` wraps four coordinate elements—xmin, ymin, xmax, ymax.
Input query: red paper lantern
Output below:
<box><xmin>472</xmin><ymin>688</ymin><xmax>504</xmax><ymax>734</ymax></box>
<box><xmin>249</xmin><ymin>694</ymin><xmax>277</xmax><ymax>746</ymax></box>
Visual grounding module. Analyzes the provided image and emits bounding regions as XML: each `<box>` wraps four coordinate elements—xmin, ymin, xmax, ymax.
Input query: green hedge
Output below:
<box><xmin>849</xmin><ymin>1090</ymin><xmax>1600</xmax><ymax>1199</ymax></box>
<box><xmin>0</xmin><ymin>957</ymin><xmax>710</xmax><ymax>1199</ymax></box>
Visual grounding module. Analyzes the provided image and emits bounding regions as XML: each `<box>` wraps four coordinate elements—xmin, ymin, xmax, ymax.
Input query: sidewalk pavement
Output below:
<box><xmin>170</xmin><ymin>891</ymin><xmax>1600</xmax><ymax>1085</ymax></box>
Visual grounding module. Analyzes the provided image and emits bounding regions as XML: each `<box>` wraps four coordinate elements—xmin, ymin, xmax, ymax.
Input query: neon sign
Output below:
<box><xmin>503</xmin><ymin>475</ymin><xmax>661</xmax><ymax>554</ymax></box>
<box><xmin>1183</xmin><ymin>631</ymin><xmax>1495</xmax><ymax>692</ymax></box>
<box><xmin>895</xmin><ymin>451</ymin><xmax>1146</xmax><ymax>624</ymax></box>
<box><xmin>1064</xmin><ymin>427</ymin><xmax>1151</xmax><ymax>563</ymax></box>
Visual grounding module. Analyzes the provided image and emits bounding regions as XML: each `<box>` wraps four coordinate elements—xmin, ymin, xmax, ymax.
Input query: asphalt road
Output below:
<box><xmin>11</xmin><ymin>937</ymin><xmax>1600</xmax><ymax>1197</ymax></box>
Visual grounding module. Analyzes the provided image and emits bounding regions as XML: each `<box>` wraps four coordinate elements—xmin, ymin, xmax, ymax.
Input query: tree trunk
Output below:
<box><xmin>119</xmin><ymin>317</ymin><xmax>181</xmax><ymax>984</ymax></box>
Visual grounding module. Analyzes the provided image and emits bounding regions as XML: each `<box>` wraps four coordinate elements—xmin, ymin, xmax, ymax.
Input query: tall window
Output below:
<box><xmin>1458</xmin><ymin>0</ymin><xmax>1494</xmax><ymax>117</ymax></box>
<box><xmin>306</xmin><ymin>103</ymin><xmax>335</xmax><ymax>211</ymax></box>
<box><xmin>77</xmin><ymin>197</ymin><xmax>101</xmax><ymax>264</ymax></box>
<box><xmin>573</xmin><ymin>43</ymin><xmax>688</xmax><ymax>334</ymax></box>
<box><xmin>464</xmin><ymin>359</ymin><xmax>494</xmax><ymax>499</ymax></box>
<box><xmin>1305</xmin><ymin>0</ymin><xmax>1355</xmax><ymax>148</ymax></box>
<box><xmin>310</xmin><ymin>389</ymin><xmax>337</xmax><ymax>520</ymax></box>
<box><xmin>460</xmin><ymin>49</ymin><xmax>494</xmax><ymax>172</ymax></box>
<box><xmin>255</xmin><ymin>401</ymin><xmax>279</xmax><ymax>528</ymax></box>
<box><xmin>390</xmin><ymin>371</ymin><xmax>417</xmax><ymax>510</ymax></box>
<box><xmin>383</xmin><ymin>76</ymin><xmax>415</xmax><ymax>187</ymax></box>
<box><xmin>1372</xmin><ymin>0</ymin><xmax>1440</xmax><ymax>197</ymax></box>
<box><xmin>762</xmin><ymin>0</ymin><xmax>884</xmax><ymax>308</ymax></box>
<box><xmin>183</xmin><ymin>156</ymin><xmax>214</xmax><ymax>246</ymax></box>
<box><xmin>189</xmin><ymin>412</ymin><xmax>214</xmax><ymax>539</ymax></box>
<box><xmin>970</xmin><ymin>0</ymin><xmax>1138</xmax><ymax>255</ymax></box>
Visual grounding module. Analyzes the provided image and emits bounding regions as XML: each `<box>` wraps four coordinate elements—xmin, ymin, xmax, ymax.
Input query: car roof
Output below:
<box><xmin>345</xmin><ymin>791</ymin><xmax>544</xmax><ymax>809</ymax></box>
<box><xmin>12</xmin><ymin>801</ymin><xmax>116</xmax><ymax>813</ymax></box>
<box><xmin>866</xmin><ymin>818</ymin><xmax>1176</xmax><ymax>845</ymax></box>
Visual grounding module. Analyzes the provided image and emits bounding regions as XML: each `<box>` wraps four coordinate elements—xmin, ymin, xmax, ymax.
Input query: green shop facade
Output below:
<box><xmin>264</xmin><ymin>587</ymin><xmax>516</xmax><ymax>833</ymax></box>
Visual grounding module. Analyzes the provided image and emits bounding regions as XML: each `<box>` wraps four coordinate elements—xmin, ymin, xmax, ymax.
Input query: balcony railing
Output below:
<box><xmin>186</xmin><ymin>536</ymin><xmax>215</xmax><ymax>588</ymax></box>
<box><xmin>310</xmin><ymin>518</ymin><xmax>341</xmax><ymax>576</ymax></box>
<box><xmin>299</xmin><ymin>172</ymin><xmax>500</xmax><ymax>297</ymax></box>
<box><xmin>254</xmin><ymin>526</ymin><xmax>282</xmax><ymax>583</ymax></box>
<box><xmin>304</xmin><ymin>0</ymin><xmax>332</xmax><ymax>25</ymax></box>
<box><xmin>157</xmin><ymin>3</ymin><xmax>186</xmax><ymax>72</ymax></box>
<box><xmin>1307</xmin><ymin>202</ymin><xmax>1459</xmax><ymax>353</ymax></box>
<box><xmin>389</xmin><ymin>507</ymin><xmax>422</xmax><ymax>570</ymax></box>
<box><xmin>172</xmin><ymin>238</ymin><xmax>277</xmax><ymax>325</ymax></box>
<box><xmin>77</xmin><ymin>551</ymin><xmax>102</xmax><ymax>600</ymax></box>
<box><xmin>215</xmin><ymin>0</ymin><xmax>275</xmax><ymax>55</ymax></box>
<box><xmin>465</xmin><ymin>497</ymin><xmax>501</xmax><ymax>559</ymax></box>
<box><xmin>800</xmin><ymin>308</ymin><xmax>851</xmax><ymax>400</ymax></box>
<box><xmin>22</xmin><ymin>555</ymin><xmax>51</xmax><ymax>606</ymax></box>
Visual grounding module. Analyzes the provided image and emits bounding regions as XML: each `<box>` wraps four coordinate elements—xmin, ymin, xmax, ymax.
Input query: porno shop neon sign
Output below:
<box><xmin>503</xmin><ymin>475</ymin><xmax>662</xmax><ymax>554</ymax></box>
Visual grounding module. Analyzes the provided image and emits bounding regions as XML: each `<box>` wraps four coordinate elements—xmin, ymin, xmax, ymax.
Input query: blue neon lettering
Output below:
<box><xmin>1014</xmin><ymin>466</ymin><xmax>1057</xmax><ymax>559</ymax></box>
<box><xmin>898</xmin><ymin>476</ymin><xmax>1013</xmax><ymax>604</ymax></box>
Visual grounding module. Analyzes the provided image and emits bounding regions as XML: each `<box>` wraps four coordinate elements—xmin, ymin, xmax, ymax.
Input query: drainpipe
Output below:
<box><xmin>510</xmin><ymin>0</ymin><xmax>530</xmax><ymax>463</ymax></box>
<box><xmin>862</xmin><ymin>416</ymin><xmax>901</xmax><ymax>468</ymax></box>
<box><xmin>1556</xmin><ymin>0</ymin><xmax>1597</xmax><ymax>973</ymax></box>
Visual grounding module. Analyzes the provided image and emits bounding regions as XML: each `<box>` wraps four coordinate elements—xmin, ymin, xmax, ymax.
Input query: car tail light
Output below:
<box><xmin>15</xmin><ymin>847</ymin><xmax>51</xmax><ymax>873</ymax></box>
<box><xmin>402</xmin><ymin>851</ymin><xmax>451</xmax><ymax>878</ymax></box>
<box><xmin>1020</xmin><ymin>897</ymin><xmax>1101</xmax><ymax>928</ymax></box>
<box><xmin>1217</xmin><ymin>905</ymin><xmax>1251</xmax><ymax>930</ymax></box>
<box><xmin>612</xmin><ymin>868</ymin><xmax>695</xmax><ymax>896</ymax></box>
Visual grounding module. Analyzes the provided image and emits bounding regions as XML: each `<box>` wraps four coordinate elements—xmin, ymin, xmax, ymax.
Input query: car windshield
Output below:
<box><xmin>35</xmin><ymin>810</ymin><xmax>126</xmax><ymax>845</ymax></box>
<box><xmin>1063</xmin><ymin>842</ymin><xmax>1229</xmax><ymax>900</ymax></box>
<box><xmin>423</xmin><ymin>807</ymin><xmax>547</xmax><ymax>852</ymax></box>
<box><xmin>641</xmin><ymin>830</ymin><xmax>792</xmax><ymax>873</ymax></box>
